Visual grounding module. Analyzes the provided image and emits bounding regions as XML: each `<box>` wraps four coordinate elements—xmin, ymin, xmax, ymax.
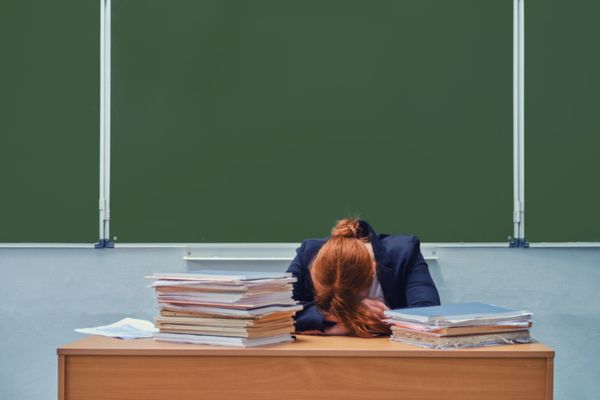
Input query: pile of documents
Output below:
<box><xmin>75</xmin><ymin>318</ymin><xmax>157</xmax><ymax>339</ymax></box>
<box><xmin>147</xmin><ymin>271</ymin><xmax>302</xmax><ymax>347</ymax></box>
<box><xmin>384</xmin><ymin>302</ymin><xmax>534</xmax><ymax>349</ymax></box>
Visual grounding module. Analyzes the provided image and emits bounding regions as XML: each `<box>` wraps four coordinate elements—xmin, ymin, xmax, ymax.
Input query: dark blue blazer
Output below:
<box><xmin>286</xmin><ymin>221</ymin><xmax>441</xmax><ymax>332</ymax></box>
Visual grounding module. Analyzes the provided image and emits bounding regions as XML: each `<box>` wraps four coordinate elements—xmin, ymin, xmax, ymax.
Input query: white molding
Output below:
<box><xmin>113</xmin><ymin>243</ymin><xmax>510</xmax><ymax>249</ymax></box>
<box><xmin>183</xmin><ymin>243</ymin><xmax>300</xmax><ymax>261</ymax></box>
<box><xmin>99</xmin><ymin>0</ymin><xmax>104</xmax><ymax>240</ymax></box>
<box><xmin>424</xmin><ymin>243</ymin><xmax>509</xmax><ymax>248</ymax></box>
<box><xmin>183</xmin><ymin>257</ymin><xmax>295</xmax><ymax>261</ymax></box>
<box><xmin>114</xmin><ymin>243</ymin><xmax>299</xmax><ymax>249</ymax></box>
<box><xmin>513</xmin><ymin>0</ymin><xmax>526</xmax><ymax>241</ymax></box>
<box><xmin>529</xmin><ymin>243</ymin><xmax>600</xmax><ymax>248</ymax></box>
<box><xmin>98</xmin><ymin>0</ymin><xmax>112</xmax><ymax>242</ymax></box>
<box><xmin>116</xmin><ymin>242</ymin><xmax>600</xmax><ymax>249</ymax></box>
<box><xmin>178</xmin><ymin>243</ymin><xmax>512</xmax><ymax>262</ymax></box>
<box><xmin>0</xmin><ymin>244</ymin><xmax>96</xmax><ymax>249</ymax></box>
<box><xmin>115</xmin><ymin>243</ymin><xmax>437</xmax><ymax>261</ymax></box>
<box><xmin>1</xmin><ymin>243</ymin><xmax>599</xmax><ymax>250</ymax></box>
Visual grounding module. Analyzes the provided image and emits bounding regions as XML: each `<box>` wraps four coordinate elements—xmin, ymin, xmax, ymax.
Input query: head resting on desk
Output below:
<box><xmin>310</xmin><ymin>218</ymin><xmax>386</xmax><ymax>337</ymax></box>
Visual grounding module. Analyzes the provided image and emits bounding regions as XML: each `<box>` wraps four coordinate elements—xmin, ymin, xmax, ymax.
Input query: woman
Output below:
<box><xmin>287</xmin><ymin>218</ymin><xmax>440</xmax><ymax>337</ymax></box>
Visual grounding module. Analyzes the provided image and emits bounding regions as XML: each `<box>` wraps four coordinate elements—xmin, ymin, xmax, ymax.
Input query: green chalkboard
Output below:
<box><xmin>526</xmin><ymin>0</ymin><xmax>600</xmax><ymax>242</ymax></box>
<box><xmin>4</xmin><ymin>1</ymin><xmax>596</xmax><ymax>244</ymax></box>
<box><xmin>0</xmin><ymin>0</ymin><xmax>99</xmax><ymax>242</ymax></box>
<box><xmin>109</xmin><ymin>0</ymin><xmax>514</xmax><ymax>243</ymax></box>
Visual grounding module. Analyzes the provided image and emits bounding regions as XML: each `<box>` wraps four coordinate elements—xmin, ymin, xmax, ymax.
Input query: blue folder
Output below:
<box><xmin>385</xmin><ymin>302</ymin><xmax>532</xmax><ymax>326</ymax></box>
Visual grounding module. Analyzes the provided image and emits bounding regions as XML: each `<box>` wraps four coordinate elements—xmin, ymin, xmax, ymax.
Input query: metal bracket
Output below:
<box><xmin>94</xmin><ymin>238</ymin><xmax>115</xmax><ymax>249</ymax></box>
<box><xmin>509</xmin><ymin>238</ymin><xmax>529</xmax><ymax>248</ymax></box>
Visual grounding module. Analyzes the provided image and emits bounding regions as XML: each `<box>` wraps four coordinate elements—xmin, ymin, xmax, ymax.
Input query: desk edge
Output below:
<box><xmin>57</xmin><ymin>347</ymin><xmax>555</xmax><ymax>358</ymax></box>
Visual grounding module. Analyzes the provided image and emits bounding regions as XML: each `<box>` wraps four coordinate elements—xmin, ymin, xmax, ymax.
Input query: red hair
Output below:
<box><xmin>310</xmin><ymin>218</ymin><xmax>390</xmax><ymax>337</ymax></box>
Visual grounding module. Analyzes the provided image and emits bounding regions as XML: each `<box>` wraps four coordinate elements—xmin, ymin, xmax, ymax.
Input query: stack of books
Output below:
<box><xmin>384</xmin><ymin>302</ymin><xmax>533</xmax><ymax>349</ymax></box>
<box><xmin>147</xmin><ymin>271</ymin><xmax>302</xmax><ymax>347</ymax></box>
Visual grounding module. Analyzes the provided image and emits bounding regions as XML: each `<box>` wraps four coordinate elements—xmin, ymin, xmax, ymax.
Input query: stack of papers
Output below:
<box><xmin>147</xmin><ymin>271</ymin><xmax>302</xmax><ymax>347</ymax></box>
<box><xmin>75</xmin><ymin>318</ymin><xmax>157</xmax><ymax>340</ymax></box>
<box><xmin>384</xmin><ymin>302</ymin><xmax>534</xmax><ymax>349</ymax></box>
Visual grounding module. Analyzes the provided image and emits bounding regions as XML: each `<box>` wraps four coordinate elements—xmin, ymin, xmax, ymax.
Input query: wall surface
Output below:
<box><xmin>1</xmin><ymin>246</ymin><xmax>599</xmax><ymax>400</ymax></box>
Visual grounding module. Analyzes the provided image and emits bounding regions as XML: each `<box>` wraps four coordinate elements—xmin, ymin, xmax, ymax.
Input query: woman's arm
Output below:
<box><xmin>286</xmin><ymin>240</ymin><xmax>328</xmax><ymax>332</ymax></box>
<box><xmin>404</xmin><ymin>237</ymin><xmax>441</xmax><ymax>307</ymax></box>
<box><xmin>301</xmin><ymin>320</ymin><xmax>348</xmax><ymax>336</ymax></box>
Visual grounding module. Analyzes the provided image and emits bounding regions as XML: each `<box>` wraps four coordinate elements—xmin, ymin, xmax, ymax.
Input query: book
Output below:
<box><xmin>155</xmin><ymin>284</ymin><xmax>292</xmax><ymax>293</ymax></box>
<box><xmin>148</xmin><ymin>271</ymin><xmax>295</xmax><ymax>283</ymax></box>
<box><xmin>385</xmin><ymin>320</ymin><xmax>532</xmax><ymax>336</ymax></box>
<box><xmin>157</xmin><ymin>298</ymin><xmax>297</xmax><ymax>309</ymax></box>
<box><xmin>155</xmin><ymin>313</ymin><xmax>294</xmax><ymax>328</ymax></box>
<box><xmin>156</xmin><ymin>292</ymin><xmax>296</xmax><ymax>306</ymax></box>
<box><xmin>154</xmin><ymin>332</ymin><xmax>295</xmax><ymax>347</ymax></box>
<box><xmin>384</xmin><ymin>302</ymin><xmax>532</xmax><ymax>327</ymax></box>
<box><xmin>159</xmin><ymin>304</ymin><xmax>303</xmax><ymax>317</ymax></box>
<box><xmin>157</xmin><ymin>325</ymin><xmax>294</xmax><ymax>338</ymax></box>
<box><xmin>390</xmin><ymin>327</ymin><xmax>533</xmax><ymax>349</ymax></box>
<box><xmin>159</xmin><ymin>309</ymin><xmax>295</xmax><ymax>320</ymax></box>
<box><xmin>148</xmin><ymin>271</ymin><xmax>301</xmax><ymax>347</ymax></box>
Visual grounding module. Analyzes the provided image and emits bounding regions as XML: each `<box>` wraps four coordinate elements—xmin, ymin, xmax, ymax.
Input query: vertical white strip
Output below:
<box><xmin>513</xmin><ymin>0</ymin><xmax>525</xmax><ymax>242</ymax></box>
<box><xmin>99</xmin><ymin>0</ymin><xmax>106</xmax><ymax>241</ymax></box>
<box><xmin>98</xmin><ymin>0</ymin><xmax>111</xmax><ymax>244</ymax></box>
<box><xmin>104</xmin><ymin>0</ymin><xmax>112</xmax><ymax>241</ymax></box>
<box><xmin>518</xmin><ymin>0</ymin><xmax>525</xmax><ymax>241</ymax></box>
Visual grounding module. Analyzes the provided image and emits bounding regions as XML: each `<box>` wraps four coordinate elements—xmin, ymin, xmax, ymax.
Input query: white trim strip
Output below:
<box><xmin>114</xmin><ymin>243</ymin><xmax>301</xmax><ymax>249</ymax></box>
<box><xmin>184</xmin><ymin>256</ymin><xmax>440</xmax><ymax>262</ymax></box>
<box><xmin>184</xmin><ymin>257</ymin><xmax>294</xmax><ymax>261</ymax></box>
<box><xmin>98</xmin><ymin>0</ymin><xmax>112</xmax><ymax>243</ymax></box>
<box><xmin>0</xmin><ymin>244</ymin><xmax>96</xmax><ymax>249</ymax></box>
<box><xmin>518</xmin><ymin>0</ymin><xmax>526</xmax><ymax>240</ymax></box>
<box><xmin>424</xmin><ymin>243</ymin><xmax>509</xmax><ymax>248</ymax></box>
<box><xmin>1</xmin><ymin>243</ymin><xmax>599</xmax><ymax>249</ymax></box>
<box><xmin>513</xmin><ymin>0</ymin><xmax>526</xmax><ymax>241</ymax></box>
<box><xmin>112</xmin><ymin>242</ymin><xmax>530</xmax><ymax>249</ymax></box>
<box><xmin>99</xmin><ymin>0</ymin><xmax>105</xmax><ymax>241</ymax></box>
<box><xmin>104</xmin><ymin>0</ymin><xmax>112</xmax><ymax>241</ymax></box>
<box><xmin>529</xmin><ymin>243</ymin><xmax>600</xmax><ymax>248</ymax></box>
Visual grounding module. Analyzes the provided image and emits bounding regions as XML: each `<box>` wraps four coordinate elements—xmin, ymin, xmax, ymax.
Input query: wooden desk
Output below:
<box><xmin>58</xmin><ymin>335</ymin><xmax>554</xmax><ymax>400</ymax></box>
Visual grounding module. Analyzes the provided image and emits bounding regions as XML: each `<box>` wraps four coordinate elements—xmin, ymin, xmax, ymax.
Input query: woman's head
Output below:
<box><xmin>310</xmin><ymin>218</ymin><xmax>388</xmax><ymax>336</ymax></box>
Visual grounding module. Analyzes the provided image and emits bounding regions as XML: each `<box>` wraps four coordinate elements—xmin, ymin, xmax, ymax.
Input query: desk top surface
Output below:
<box><xmin>59</xmin><ymin>335</ymin><xmax>554</xmax><ymax>358</ymax></box>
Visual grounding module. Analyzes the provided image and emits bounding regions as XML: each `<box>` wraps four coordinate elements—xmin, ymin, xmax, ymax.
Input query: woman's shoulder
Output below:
<box><xmin>296</xmin><ymin>238</ymin><xmax>327</xmax><ymax>266</ymax></box>
<box><xmin>301</xmin><ymin>234</ymin><xmax>421</xmax><ymax>254</ymax></box>
<box><xmin>379</xmin><ymin>234</ymin><xmax>421</xmax><ymax>260</ymax></box>
<box><xmin>297</xmin><ymin>233</ymin><xmax>422</xmax><ymax>267</ymax></box>
<box><xmin>380</xmin><ymin>233</ymin><xmax>420</xmax><ymax>246</ymax></box>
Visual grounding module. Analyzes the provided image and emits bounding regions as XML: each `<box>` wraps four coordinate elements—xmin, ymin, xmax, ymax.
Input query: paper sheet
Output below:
<box><xmin>75</xmin><ymin>318</ymin><xmax>157</xmax><ymax>340</ymax></box>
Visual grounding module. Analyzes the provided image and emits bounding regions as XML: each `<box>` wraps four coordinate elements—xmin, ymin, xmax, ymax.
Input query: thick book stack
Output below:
<box><xmin>147</xmin><ymin>271</ymin><xmax>302</xmax><ymax>347</ymax></box>
<box><xmin>384</xmin><ymin>302</ymin><xmax>534</xmax><ymax>349</ymax></box>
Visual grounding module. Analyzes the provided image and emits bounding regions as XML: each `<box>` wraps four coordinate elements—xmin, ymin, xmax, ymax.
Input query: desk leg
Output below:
<box><xmin>58</xmin><ymin>355</ymin><xmax>65</xmax><ymax>400</ymax></box>
<box><xmin>546</xmin><ymin>358</ymin><xmax>554</xmax><ymax>400</ymax></box>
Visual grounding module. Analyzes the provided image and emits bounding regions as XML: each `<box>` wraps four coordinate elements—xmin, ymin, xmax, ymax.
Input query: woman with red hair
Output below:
<box><xmin>287</xmin><ymin>218</ymin><xmax>440</xmax><ymax>336</ymax></box>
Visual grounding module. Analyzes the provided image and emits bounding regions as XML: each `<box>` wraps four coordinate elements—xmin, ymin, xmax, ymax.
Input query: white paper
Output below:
<box><xmin>75</xmin><ymin>318</ymin><xmax>158</xmax><ymax>340</ymax></box>
<box><xmin>147</xmin><ymin>271</ymin><xmax>294</xmax><ymax>283</ymax></box>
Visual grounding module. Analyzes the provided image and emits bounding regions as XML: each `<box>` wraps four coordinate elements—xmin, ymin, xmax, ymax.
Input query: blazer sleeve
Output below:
<box><xmin>286</xmin><ymin>240</ymin><xmax>327</xmax><ymax>332</ymax></box>
<box><xmin>404</xmin><ymin>237</ymin><xmax>441</xmax><ymax>307</ymax></box>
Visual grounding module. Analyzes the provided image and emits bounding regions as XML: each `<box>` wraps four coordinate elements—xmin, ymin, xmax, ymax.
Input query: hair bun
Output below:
<box><xmin>331</xmin><ymin>218</ymin><xmax>365</xmax><ymax>239</ymax></box>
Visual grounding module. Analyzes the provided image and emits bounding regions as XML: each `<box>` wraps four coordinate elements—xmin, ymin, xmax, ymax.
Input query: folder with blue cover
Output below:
<box><xmin>385</xmin><ymin>302</ymin><xmax>534</xmax><ymax>348</ymax></box>
<box><xmin>385</xmin><ymin>302</ymin><xmax>532</xmax><ymax>327</ymax></box>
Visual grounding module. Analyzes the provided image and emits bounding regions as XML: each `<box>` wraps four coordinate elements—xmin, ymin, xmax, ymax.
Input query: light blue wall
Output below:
<box><xmin>1</xmin><ymin>247</ymin><xmax>599</xmax><ymax>400</ymax></box>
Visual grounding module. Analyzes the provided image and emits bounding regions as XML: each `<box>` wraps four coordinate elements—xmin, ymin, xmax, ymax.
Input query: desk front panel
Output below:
<box><xmin>62</xmin><ymin>354</ymin><xmax>552</xmax><ymax>400</ymax></box>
